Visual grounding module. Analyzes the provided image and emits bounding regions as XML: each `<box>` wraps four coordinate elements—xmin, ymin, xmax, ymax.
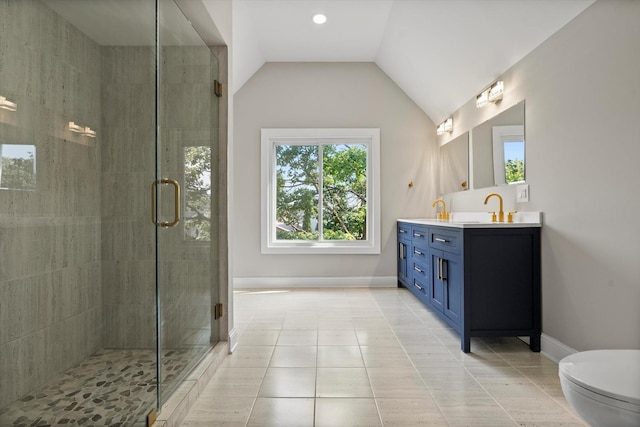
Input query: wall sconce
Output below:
<box><xmin>476</xmin><ymin>80</ymin><xmax>504</xmax><ymax>107</ymax></box>
<box><xmin>436</xmin><ymin>118</ymin><xmax>453</xmax><ymax>135</ymax></box>
<box><xmin>476</xmin><ymin>91</ymin><xmax>489</xmax><ymax>108</ymax></box>
<box><xmin>68</xmin><ymin>121</ymin><xmax>96</xmax><ymax>137</ymax></box>
<box><xmin>0</xmin><ymin>96</ymin><xmax>17</xmax><ymax>111</ymax></box>
<box><xmin>488</xmin><ymin>80</ymin><xmax>503</xmax><ymax>103</ymax></box>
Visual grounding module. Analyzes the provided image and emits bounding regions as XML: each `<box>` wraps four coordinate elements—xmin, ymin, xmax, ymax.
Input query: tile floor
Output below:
<box><xmin>180</xmin><ymin>288</ymin><xmax>586</xmax><ymax>426</ymax></box>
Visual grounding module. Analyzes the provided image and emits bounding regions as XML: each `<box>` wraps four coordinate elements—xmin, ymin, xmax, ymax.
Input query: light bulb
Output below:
<box><xmin>313</xmin><ymin>14</ymin><xmax>327</xmax><ymax>24</ymax></box>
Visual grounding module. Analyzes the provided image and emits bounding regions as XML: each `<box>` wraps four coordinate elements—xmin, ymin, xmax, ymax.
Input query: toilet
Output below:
<box><xmin>559</xmin><ymin>350</ymin><xmax>640</xmax><ymax>427</ymax></box>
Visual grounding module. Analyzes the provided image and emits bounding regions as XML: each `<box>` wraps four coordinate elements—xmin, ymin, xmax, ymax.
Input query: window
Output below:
<box><xmin>261</xmin><ymin>128</ymin><xmax>380</xmax><ymax>254</ymax></box>
<box><xmin>492</xmin><ymin>125</ymin><xmax>525</xmax><ymax>185</ymax></box>
<box><xmin>0</xmin><ymin>144</ymin><xmax>36</xmax><ymax>191</ymax></box>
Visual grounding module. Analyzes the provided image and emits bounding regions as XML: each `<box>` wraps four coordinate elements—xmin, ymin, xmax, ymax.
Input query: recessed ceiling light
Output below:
<box><xmin>312</xmin><ymin>13</ymin><xmax>327</xmax><ymax>24</ymax></box>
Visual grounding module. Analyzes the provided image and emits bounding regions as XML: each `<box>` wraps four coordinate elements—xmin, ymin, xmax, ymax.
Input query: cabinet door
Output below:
<box><xmin>430</xmin><ymin>252</ymin><xmax>444</xmax><ymax>311</ymax></box>
<box><xmin>443</xmin><ymin>252</ymin><xmax>462</xmax><ymax>326</ymax></box>
<box><xmin>397</xmin><ymin>223</ymin><xmax>411</xmax><ymax>286</ymax></box>
<box><xmin>398</xmin><ymin>240</ymin><xmax>409</xmax><ymax>285</ymax></box>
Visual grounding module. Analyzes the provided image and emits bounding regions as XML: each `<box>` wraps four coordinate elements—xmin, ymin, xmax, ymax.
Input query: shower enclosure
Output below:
<box><xmin>0</xmin><ymin>0</ymin><xmax>224</xmax><ymax>424</ymax></box>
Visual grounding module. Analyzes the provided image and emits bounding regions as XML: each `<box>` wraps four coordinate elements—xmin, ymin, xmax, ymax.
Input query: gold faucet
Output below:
<box><xmin>483</xmin><ymin>193</ymin><xmax>504</xmax><ymax>222</ymax></box>
<box><xmin>432</xmin><ymin>199</ymin><xmax>449</xmax><ymax>220</ymax></box>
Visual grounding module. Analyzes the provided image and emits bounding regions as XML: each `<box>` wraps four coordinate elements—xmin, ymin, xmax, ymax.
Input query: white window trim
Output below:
<box><xmin>492</xmin><ymin>125</ymin><xmax>525</xmax><ymax>185</ymax></box>
<box><xmin>261</xmin><ymin>128</ymin><xmax>380</xmax><ymax>255</ymax></box>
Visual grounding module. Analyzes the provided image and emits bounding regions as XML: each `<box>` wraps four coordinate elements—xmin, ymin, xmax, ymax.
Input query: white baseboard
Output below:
<box><xmin>233</xmin><ymin>276</ymin><xmax>398</xmax><ymax>289</ymax></box>
<box><xmin>231</xmin><ymin>281</ymin><xmax>577</xmax><ymax>364</ymax></box>
<box><xmin>541</xmin><ymin>333</ymin><xmax>578</xmax><ymax>363</ymax></box>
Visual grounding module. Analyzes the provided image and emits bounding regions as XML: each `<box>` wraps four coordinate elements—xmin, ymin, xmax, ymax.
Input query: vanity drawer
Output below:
<box><xmin>412</xmin><ymin>277</ymin><xmax>428</xmax><ymax>299</ymax></box>
<box><xmin>429</xmin><ymin>228</ymin><xmax>461</xmax><ymax>254</ymax></box>
<box><xmin>398</xmin><ymin>222</ymin><xmax>411</xmax><ymax>238</ymax></box>
<box><xmin>411</xmin><ymin>225</ymin><xmax>428</xmax><ymax>244</ymax></box>
<box><xmin>412</xmin><ymin>259</ymin><xmax>429</xmax><ymax>280</ymax></box>
<box><xmin>411</xmin><ymin>244</ymin><xmax>429</xmax><ymax>265</ymax></box>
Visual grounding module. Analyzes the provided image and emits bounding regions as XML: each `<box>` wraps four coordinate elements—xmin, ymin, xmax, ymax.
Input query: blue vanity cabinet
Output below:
<box><xmin>410</xmin><ymin>242</ymin><xmax>430</xmax><ymax>301</ymax></box>
<box><xmin>409</xmin><ymin>225</ymin><xmax>430</xmax><ymax>302</ymax></box>
<box><xmin>397</xmin><ymin>220</ymin><xmax>541</xmax><ymax>354</ymax></box>
<box><xmin>462</xmin><ymin>227</ymin><xmax>541</xmax><ymax>353</ymax></box>
<box><xmin>431</xmin><ymin>249</ymin><xmax>462</xmax><ymax>327</ymax></box>
<box><xmin>429</xmin><ymin>252</ymin><xmax>444</xmax><ymax>311</ymax></box>
<box><xmin>429</xmin><ymin>227</ymin><xmax>463</xmax><ymax>328</ymax></box>
<box><xmin>397</xmin><ymin>222</ymin><xmax>430</xmax><ymax>303</ymax></box>
<box><xmin>397</xmin><ymin>223</ymin><xmax>411</xmax><ymax>286</ymax></box>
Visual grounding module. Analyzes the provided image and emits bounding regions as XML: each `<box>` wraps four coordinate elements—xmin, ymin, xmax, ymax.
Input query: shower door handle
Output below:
<box><xmin>151</xmin><ymin>178</ymin><xmax>181</xmax><ymax>228</ymax></box>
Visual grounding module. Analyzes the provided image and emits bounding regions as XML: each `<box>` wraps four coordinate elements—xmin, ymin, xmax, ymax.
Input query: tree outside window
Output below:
<box><xmin>0</xmin><ymin>144</ymin><xmax>36</xmax><ymax>191</ymax></box>
<box><xmin>275</xmin><ymin>143</ymin><xmax>367</xmax><ymax>241</ymax></box>
<box><xmin>183</xmin><ymin>146</ymin><xmax>211</xmax><ymax>241</ymax></box>
<box><xmin>261</xmin><ymin>128</ymin><xmax>380</xmax><ymax>255</ymax></box>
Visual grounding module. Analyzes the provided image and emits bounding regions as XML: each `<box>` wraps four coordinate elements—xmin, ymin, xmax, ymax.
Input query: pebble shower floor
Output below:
<box><xmin>0</xmin><ymin>349</ymin><xmax>193</xmax><ymax>426</ymax></box>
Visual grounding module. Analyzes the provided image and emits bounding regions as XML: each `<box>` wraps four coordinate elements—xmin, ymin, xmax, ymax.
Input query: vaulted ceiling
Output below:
<box><xmin>230</xmin><ymin>0</ymin><xmax>595</xmax><ymax>124</ymax></box>
<box><xmin>43</xmin><ymin>0</ymin><xmax>596</xmax><ymax>125</ymax></box>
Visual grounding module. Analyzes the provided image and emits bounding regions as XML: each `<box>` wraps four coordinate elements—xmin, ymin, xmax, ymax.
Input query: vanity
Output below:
<box><xmin>397</xmin><ymin>213</ymin><xmax>541</xmax><ymax>353</ymax></box>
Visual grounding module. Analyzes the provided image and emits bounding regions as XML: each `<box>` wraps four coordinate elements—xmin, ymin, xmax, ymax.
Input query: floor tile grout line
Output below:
<box><xmin>369</xmin><ymin>288</ymin><xmax>454</xmax><ymax>426</ymax></box>
<box><xmin>378</xmin><ymin>288</ymin><xmax>541</xmax><ymax>426</ymax></box>
<box><xmin>313</xmin><ymin>317</ymin><xmax>319</xmax><ymax>427</ymax></box>
<box><xmin>510</xmin><ymin>362</ymin><xmax>588</xmax><ymax>424</ymax></box>
<box><xmin>367</xmin><ymin>290</ymin><xmax>413</xmax><ymax>426</ymax></box>
<box><xmin>243</xmin><ymin>295</ymin><xmax>280</xmax><ymax>427</ymax></box>
<box><xmin>190</xmin><ymin>288</ymin><xmax>584</xmax><ymax>427</ymax></box>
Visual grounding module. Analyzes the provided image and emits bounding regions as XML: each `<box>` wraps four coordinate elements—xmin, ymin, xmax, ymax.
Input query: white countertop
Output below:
<box><xmin>398</xmin><ymin>212</ymin><xmax>542</xmax><ymax>228</ymax></box>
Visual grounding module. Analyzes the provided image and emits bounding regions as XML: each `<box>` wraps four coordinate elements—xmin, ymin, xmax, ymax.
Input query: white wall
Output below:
<box><xmin>233</xmin><ymin>62</ymin><xmax>437</xmax><ymax>285</ymax></box>
<box><xmin>441</xmin><ymin>0</ymin><xmax>640</xmax><ymax>351</ymax></box>
<box><xmin>202</xmin><ymin>0</ymin><xmax>232</xmax><ymax>45</ymax></box>
<box><xmin>231</xmin><ymin>0</ymin><xmax>265</xmax><ymax>94</ymax></box>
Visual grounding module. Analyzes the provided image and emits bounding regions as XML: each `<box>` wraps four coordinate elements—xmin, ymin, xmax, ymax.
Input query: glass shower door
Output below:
<box><xmin>154</xmin><ymin>0</ymin><xmax>220</xmax><ymax>404</ymax></box>
<box><xmin>0</xmin><ymin>1</ymin><xmax>218</xmax><ymax>423</ymax></box>
<box><xmin>1</xmin><ymin>0</ymin><xmax>160</xmax><ymax>425</ymax></box>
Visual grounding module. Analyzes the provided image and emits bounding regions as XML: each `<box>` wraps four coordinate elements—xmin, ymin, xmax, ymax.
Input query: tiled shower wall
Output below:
<box><xmin>100</xmin><ymin>46</ymin><xmax>157</xmax><ymax>349</ymax></box>
<box><xmin>0</xmin><ymin>0</ymin><xmax>102</xmax><ymax>408</ymax></box>
<box><xmin>157</xmin><ymin>46</ymin><xmax>216</xmax><ymax>351</ymax></box>
<box><xmin>0</xmin><ymin>0</ymin><xmax>218</xmax><ymax>410</ymax></box>
<box><xmin>101</xmin><ymin>45</ymin><xmax>216</xmax><ymax>350</ymax></box>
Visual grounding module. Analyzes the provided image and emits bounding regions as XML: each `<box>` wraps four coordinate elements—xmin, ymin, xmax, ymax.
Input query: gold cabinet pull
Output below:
<box><xmin>151</xmin><ymin>178</ymin><xmax>181</xmax><ymax>228</ymax></box>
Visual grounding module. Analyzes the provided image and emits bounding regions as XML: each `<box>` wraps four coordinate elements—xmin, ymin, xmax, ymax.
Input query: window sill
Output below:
<box><xmin>262</xmin><ymin>242</ymin><xmax>380</xmax><ymax>255</ymax></box>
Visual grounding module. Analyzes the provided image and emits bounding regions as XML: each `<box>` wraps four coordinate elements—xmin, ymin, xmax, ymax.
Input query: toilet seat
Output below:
<box><xmin>559</xmin><ymin>350</ymin><xmax>640</xmax><ymax>407</ymax></box>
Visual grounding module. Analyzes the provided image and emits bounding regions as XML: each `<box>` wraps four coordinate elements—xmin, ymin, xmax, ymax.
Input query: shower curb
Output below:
<box><xmin>153</xmin><ymin>342</ymin><xmax>230</xmax><ymax>427</ymax></box>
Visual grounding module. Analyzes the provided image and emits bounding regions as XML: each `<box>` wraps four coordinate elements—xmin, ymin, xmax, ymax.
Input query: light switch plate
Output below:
<box><xmin>516</xmin><ymin>184</ymin><xmax>529</xmax><ymax>202</ymax></box>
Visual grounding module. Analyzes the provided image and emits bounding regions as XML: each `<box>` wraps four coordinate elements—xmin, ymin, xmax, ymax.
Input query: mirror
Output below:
<box><xmin>439</xmin><ymin>132</ymin><xmax>469</xmax><ymax>194</ymax></box>
<box><xmin>471</xmin><ymin>101</ymin><xmax>525</xmax><ymax>189</ymax></box>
